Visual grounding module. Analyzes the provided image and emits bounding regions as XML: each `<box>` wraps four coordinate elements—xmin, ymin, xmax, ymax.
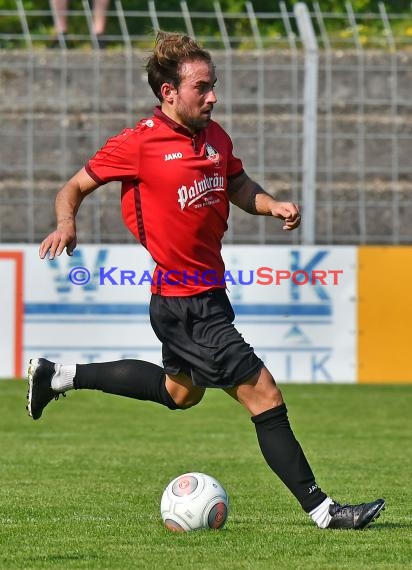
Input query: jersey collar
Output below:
<box><xmin>153</xmin><ymin>106</ymin><xmax>204</xmax><ymax>139</ymax></box>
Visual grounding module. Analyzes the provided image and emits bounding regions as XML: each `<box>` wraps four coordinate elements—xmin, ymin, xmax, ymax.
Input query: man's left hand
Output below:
<box><xmin>270</xmin><ymin>202</ymin><xmax>301</xmax><ymax>231</ymax></box>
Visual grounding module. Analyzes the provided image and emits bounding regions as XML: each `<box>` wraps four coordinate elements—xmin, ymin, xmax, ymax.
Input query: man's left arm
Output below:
<box><xmin>227</xmin><ymin>171</ymin><xmax>301</xmax><ymax>231</ymax></box>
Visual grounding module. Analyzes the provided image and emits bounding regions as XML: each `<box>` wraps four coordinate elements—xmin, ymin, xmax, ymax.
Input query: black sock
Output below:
<box><xmin>251</xmin><ymin>404</ymin><xmax>326</xmax><ymax>512</ymax></box>
<box><xmin>73</xmin><ymin>359</ymin><xmax>179</xmax><ymax>410</ymax></box>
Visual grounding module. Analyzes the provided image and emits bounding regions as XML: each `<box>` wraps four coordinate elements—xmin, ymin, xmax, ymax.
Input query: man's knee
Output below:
<box><xmin>249</xmin><ymin>383</ymin><xmax>284</xmax><ymax>412</ymax></box>
<box><xmin>259</xmin><ymin>388</ymin><xmax>283</xmax><ymax>409</ymax></box>
<box><xmin>226</xmin><ymin>366</ymin><xmax>284</xmax><ymax>415</ymax></box>
<box><xmin>172</xmin><ymin>390</ymin><xmax>204</xmax><ymax>409</ymax></box>
<box><xmin>165</xmin><ymin>374</ymin><xmax>205</xmax><ymax>409</ymax></box>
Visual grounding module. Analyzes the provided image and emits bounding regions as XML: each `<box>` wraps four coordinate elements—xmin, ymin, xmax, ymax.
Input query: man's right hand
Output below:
<box><xmin>39</xmin><ymin>167</ymin><xmax>100</xmax><ymax>260</ymax></box>
<box><xmin>39</xmin><ymin>225</ymin><xmax>77</xmax><ymax>260</ymax></box>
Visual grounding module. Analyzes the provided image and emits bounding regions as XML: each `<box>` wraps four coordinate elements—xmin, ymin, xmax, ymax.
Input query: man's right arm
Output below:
<box><xmin>39</xmin><ymin>167</ymin><xmax>100</xmax><ymax>260</ymax></box>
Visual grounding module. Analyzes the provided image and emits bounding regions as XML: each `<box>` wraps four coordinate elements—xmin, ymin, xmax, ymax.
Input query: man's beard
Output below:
<box><xmin>176</xmin><ymin>101</ymin><xmax>212</xmax><ymax>132</ymax></box>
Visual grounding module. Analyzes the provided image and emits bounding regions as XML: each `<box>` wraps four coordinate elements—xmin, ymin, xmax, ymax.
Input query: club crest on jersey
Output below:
<box><xmin>205</xmin><ymin>143</ymin><xmax>220</xmax><ymax>166</ymax></box>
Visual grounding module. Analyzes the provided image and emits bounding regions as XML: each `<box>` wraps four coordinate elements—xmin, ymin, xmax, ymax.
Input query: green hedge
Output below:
<box><xmin>1</xmin><ymin>1</ymin><xmax>411</xmax><ymax>49</ymax></box>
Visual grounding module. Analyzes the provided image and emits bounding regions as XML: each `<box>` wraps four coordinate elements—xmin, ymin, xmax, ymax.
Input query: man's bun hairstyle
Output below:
<box><xmin>146</xmin><ymin>31</ymin><xmax>212</xmax><ymax>101</ymax></box>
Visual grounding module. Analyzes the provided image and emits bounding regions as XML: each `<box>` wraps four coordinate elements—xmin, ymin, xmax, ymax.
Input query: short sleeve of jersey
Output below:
<box><xmin>85</xmin><ymin>128</ymin><xmax>139</xmax><ymax>184</ymax></box>
<box><xmin>222</xmin><ymin>128</ymin><xmax>243</xmax><ymax>179</ymax></box>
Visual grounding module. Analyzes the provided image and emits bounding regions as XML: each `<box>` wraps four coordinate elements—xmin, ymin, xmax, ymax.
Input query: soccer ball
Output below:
<box><xmin>160</xmin><ymin>472</ymin><xmax>229</xmax><ymax>532</ymax></box>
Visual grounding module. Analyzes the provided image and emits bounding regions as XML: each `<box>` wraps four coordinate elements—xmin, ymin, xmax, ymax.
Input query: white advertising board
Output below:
<box><xmin>0</xmin><ymin>253</ymin><xmax>22</xmax><ymax>377</ymax></box>
<box><xmin>0</xmin><ymin>245</ymin><xmax>356</xmax><ymax>382</ymax></box>
<box><xmin>222</xmin><ymin>246</ymin><xmax>356</xmax><ymax>383</ymax></box>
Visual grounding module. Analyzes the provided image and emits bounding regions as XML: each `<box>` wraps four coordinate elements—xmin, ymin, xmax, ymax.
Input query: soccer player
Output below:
<box><xmin>27</xmin><ymin>31</ymin><xmax>385</xmax><ymax>530</ymax></box>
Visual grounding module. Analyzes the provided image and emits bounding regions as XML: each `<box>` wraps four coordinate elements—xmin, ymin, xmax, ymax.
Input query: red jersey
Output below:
<box><xmin>85</xmin><ymin>107</ymin><xmax>243</xmax><ymax>296</ymax></box>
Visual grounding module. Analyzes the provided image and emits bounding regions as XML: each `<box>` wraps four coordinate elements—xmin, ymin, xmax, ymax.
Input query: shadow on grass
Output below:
<box><xmin>372</xmin><ymin>522</ymin><xmax>412</xmax><ymax>530</ymax></box>
<box><xmin>293</xmin><ymin>520</ymin><xmax>412</xmax><ymax>531</ymax></box>
<box><xmin>29</xmin><ymin>553</ymin><xmax>99</xmax><ymax>562</ymax></box>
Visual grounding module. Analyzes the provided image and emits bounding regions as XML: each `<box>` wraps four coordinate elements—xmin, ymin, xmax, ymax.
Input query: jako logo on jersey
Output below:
<box><xmin>177</xmin><ymin>173</ymin><xmax>225</xmax><ymax>210</ymax></box>
<box><xmin>205</xmin><ymin>143</ymin><xmax>220</xmax><ymax>166</ymax></box>
<box><xmin>165</xmin><ymin>152</ymin><xmax>183</xmax><ymax>161</ymax></box>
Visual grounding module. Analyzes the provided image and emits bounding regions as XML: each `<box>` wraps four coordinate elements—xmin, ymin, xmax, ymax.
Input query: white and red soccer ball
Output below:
<box><xmin>161</xmin><ymin>472</ymin><xmax>229</xmax><ymax>532</ymax></box>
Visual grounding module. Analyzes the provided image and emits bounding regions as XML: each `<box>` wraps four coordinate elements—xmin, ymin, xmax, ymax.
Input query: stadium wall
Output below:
<box><xmin>2</xmin><ymin>48</ymin><xmax>412</xmax><ymax>245</ymax></box>
<box><xmin>0</xmin><ymin>244</ymin><xmax>409</xmax><ymax>383</ymax></box>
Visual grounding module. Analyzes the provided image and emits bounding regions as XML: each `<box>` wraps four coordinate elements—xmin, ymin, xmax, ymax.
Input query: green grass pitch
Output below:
<box><xmin>0</xmin><ymin>380</ymin><xmax>411</xmax><ymax>569</ymax></box>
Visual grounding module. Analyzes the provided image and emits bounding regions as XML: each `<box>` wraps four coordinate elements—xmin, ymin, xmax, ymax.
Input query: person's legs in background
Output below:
<box><xmin>50</xmin><ymin>0</ymin><xmax>109</xmax><ymax>46</ymax></box>
<box><xmin>50</xmin><ymin>0</ymin><xmax>68</xmax><ymax>35</ymax></box>
<box><xmin>92</xmin><ymin>0</ymin><xmax>110</xmax><ymax>36</ymax></box>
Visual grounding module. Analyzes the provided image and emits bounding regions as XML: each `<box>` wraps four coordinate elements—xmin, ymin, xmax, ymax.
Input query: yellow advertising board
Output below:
<box><xmin>358</xmin><ymin>247</ymin><xmax>412</xmax><ymax>383</ymax></box>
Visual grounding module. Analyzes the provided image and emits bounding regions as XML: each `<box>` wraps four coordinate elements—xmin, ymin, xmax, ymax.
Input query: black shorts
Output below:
<box><xmin>149</xmin><ymin>289</ymin><xmax>263</xmax><ymax>388</ymax></box>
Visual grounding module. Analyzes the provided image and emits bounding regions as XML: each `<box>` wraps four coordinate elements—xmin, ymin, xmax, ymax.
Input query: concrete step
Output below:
<box><xmin>1</xmin><ymin>111</ymin><xmax>412</xmax><ymax>180</ymax></box>
<box><xmin>1</xmin><ymin>50</ymin><xmax>412</xmax><ymax>113</ymax></box>
<box><xmin>1</xmin><ymin>178</ymin><xmax>411</xmax><ymax>244</ymax></box>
